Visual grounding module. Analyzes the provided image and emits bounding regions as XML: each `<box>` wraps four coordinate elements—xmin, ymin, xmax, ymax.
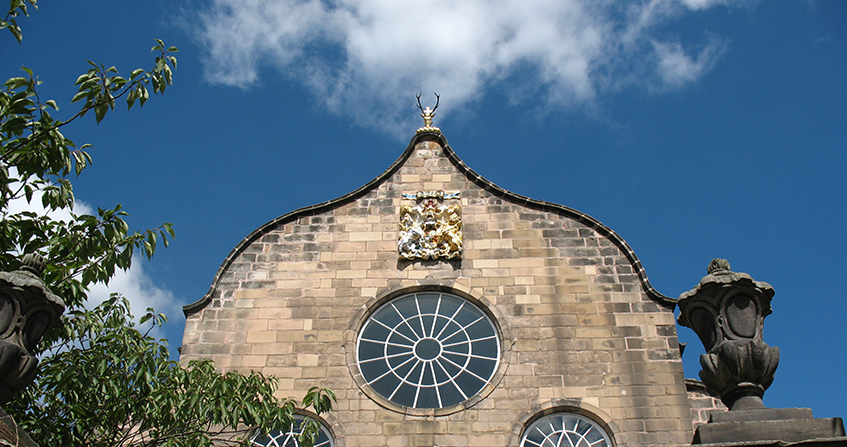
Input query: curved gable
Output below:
<box><xmin>184</xmin><ymin>131</ymin><xmax>672</xmax><ymax>316</ymax></box>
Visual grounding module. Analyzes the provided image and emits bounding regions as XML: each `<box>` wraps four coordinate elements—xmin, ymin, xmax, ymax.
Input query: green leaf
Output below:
<box><xmin>8</xmin><ymin>18</ymin><xmax>23</xmax><ymax>43</ymax></box>
<box><xmin>139</xmin><ymin>84</ymin><xmax>149</xmax><ymax>106</ymax></box>
<box><xmin>70</xmin><ymin>91</ymin><xmax>88</xmax><ymax>103</ymax></box>
<box><xmin>163</xmin><ymin>64</ymin><xmax>172</xmax><ymax>85</ymax></box>
<box><xmin>162</xmin><ymin>222</ymin><xmax>175</xmax><ymax>238</ymax></box>
<box><xmin>5</xmin><ymin>76</ymin><xmax>27</xmax><ymax>87</ymax></box>
<box><xmin>126</xmin><ymin>88</ymin><xmax>136</xmax><ymax>109</ymax></box>
<box><xmin>94</xmin><ymin>102</ymin><xmax>107</xmax><ymax>123</ymax></box>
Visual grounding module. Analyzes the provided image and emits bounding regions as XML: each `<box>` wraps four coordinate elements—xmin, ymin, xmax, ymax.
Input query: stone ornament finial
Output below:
<box><xmin>708</xmin><ymin>258</ymin><xmax>731</xmax><ymax>273</ymax></box>
<box><xmin>677</xmin><ymin>259</ymin><xmax>778</xmax><ymax>411</ymax></box>
<box><xmin>0</xmin><ymin>253</ymin><xmax>65</xmax><ymax>405</ymax></box>
<box><xmin>19</xmin><ymin>253</ymin><xmax>46</xmax><ymax>276</ymax></box>
<box><xmin>415</xmin><ymin>92</ymin><xmax>441</xmax><ymax>134</ymax></box>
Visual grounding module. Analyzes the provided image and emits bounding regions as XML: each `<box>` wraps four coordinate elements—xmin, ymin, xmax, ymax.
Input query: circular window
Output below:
<box><xmin>356</xmin><ymin>291</ymin><xmax>500</xmax><ymax>409</ymax></box>
<box><xmin>521</xmin><ymin>413</ymin><xmax>613</xmax><ymax>447</ymax></box>
<box><xmin>251</xmin><ymin>415</ymin><xmax>334</xmax><ymax>447</ymax></box>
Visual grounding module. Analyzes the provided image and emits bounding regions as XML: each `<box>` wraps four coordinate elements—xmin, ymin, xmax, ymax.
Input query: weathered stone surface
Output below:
<box><xmin>694</xmin><ymin>416</ymin><xmax>846</xmax><ymax>444</ymax></box>
<box><xmin>688</xmin><ymin>378</ymin><xmax>728</xmax><ymax>432</ymax></box>
<box><xmin>0</xmin><ymin>254</ymin><xmax>64</xmax><ymax>405</ymax></box>
<box><xmin>0</xmin><ymin>408</ymin><xmax>38</xmax><ymax>447</ymax></box>
<box><xmin>181</xmin><ymin>132</ymin><xmax>691</xmax><ymax>447</ymax></box>
<box><xmin>678</xmin><ymin>259</ymin><xmax>779</xmax><ymax>411</ymax></box>
<box><xmin>710</xmin><ymin>408</ymin><xmax>813</xmax><ymax>423</ymax></box>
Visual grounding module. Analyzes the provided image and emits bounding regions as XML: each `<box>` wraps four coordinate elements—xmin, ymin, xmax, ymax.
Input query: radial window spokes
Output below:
<box><xmin>251</xmin><ymin>416</ymin><xmax>334</xmax><ymax>447</ymax></box>
<box><xmin>520</xmin><ymin>414</ymin><xmax>612</xmax><ymax>447</ymax></box>
<box><xmin>356</xmin><ymin>292</ymin><xmax>500</xmax><ymax>409</ymax></box>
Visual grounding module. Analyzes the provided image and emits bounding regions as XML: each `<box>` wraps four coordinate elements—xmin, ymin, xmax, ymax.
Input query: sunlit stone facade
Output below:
<box><xmin>180</xmin><ymin>131</ymin><xmax>704</xmax><ymax>447</ymax></box>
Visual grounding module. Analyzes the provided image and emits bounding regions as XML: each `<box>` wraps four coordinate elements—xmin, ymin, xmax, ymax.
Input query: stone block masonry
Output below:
<box><xmin>181</xmin><ymin>132</ymin><xmax>694</xmax><ymax>447</ymax></box>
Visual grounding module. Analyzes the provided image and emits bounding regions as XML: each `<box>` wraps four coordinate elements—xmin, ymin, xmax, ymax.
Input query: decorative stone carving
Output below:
<box><xmin>398</xmin><ymin>191</ymin><xmax>462</xmax><ymax>260</ymax></box>
<box><xmin>0</xmin><ymin>254</ymin><xmax>64</xmax><ymax>405</ymax></box>
<box><xmin>678</xmin><ymin>259</ymin><xmax>778</xmax><ymax>411</ymax></box>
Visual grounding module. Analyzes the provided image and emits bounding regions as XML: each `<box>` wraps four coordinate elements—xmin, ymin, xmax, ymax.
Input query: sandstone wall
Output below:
<box><xmin>686</xmin><ymin>379</ymin><xmax>727</xmax><ymax>431</ymax></box>
<box><xmin>181</xmin><ymin>133</ymin><xmax>693</xmax><ymax>447</ymax></box>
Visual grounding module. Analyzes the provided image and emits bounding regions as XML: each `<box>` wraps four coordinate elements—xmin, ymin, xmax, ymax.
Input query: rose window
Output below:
<box><xmin>356</xmin><ymin>292</ymin><xmax>500</xmax><ymax>409</ymax></box>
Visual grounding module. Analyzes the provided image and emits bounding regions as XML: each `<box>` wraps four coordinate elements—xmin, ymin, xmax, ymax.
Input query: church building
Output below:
<box><xmin>179</xmin><ymin>114</ymin><xmax>728</xmax><ymax>447</ymax></box>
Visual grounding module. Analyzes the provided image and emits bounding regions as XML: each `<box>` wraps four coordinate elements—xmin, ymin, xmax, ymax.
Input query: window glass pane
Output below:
<box><xmin>392</xmin><ymin>382</ymin><xmax>417</xmax><ymax>407</ymax></box>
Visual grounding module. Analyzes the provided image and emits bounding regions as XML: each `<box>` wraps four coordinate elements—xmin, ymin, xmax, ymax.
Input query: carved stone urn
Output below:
<box><xmin>677</xmin><ymin>259</ymin><xmax>779</xmax><ymax>411</ymax></box>
<box><xmin>0</xmin><ymin>254</ymin><xmax>64</xmax><ymax>405</ymax></box>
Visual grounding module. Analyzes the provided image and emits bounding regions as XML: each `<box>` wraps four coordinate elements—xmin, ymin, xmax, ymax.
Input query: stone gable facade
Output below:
<box><xmin>180</xmin><ymin>131</ymin><xmax>695</xmax><ymax>447</ymax></box>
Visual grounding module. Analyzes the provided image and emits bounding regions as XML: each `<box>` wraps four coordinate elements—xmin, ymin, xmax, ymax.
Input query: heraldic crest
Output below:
<box><xmin>399</xmin><ymin>191</ymin><xmax>462</xmax><ymax>260</ymax></box>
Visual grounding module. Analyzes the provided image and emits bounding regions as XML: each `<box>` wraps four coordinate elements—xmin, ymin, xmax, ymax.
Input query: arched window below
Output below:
<box><xmin>521</xmin><ymin>412</ymin><xmax>613</xmax><ymax>447</ymax></box>
<box><xmin>251</xmin><ymin>415</ymin><xmax>334</xmax><ymax>447</ymax></box>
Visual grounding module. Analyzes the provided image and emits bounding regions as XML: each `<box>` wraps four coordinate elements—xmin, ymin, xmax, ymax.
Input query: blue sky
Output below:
<box><xmin>4</xmin><ymin>0</ymin><xmax>846</xmax><ymax>419</ymax></box>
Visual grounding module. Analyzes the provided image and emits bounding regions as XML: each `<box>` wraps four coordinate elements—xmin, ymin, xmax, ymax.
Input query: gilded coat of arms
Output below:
<box><xmin>399</xmin><ymin>191</ymin><xmax>462</xmax><ymax>260</ymax></box>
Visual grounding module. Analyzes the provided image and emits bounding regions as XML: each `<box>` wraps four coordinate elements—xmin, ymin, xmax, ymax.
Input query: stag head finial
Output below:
<box><xmin>416</xmin><ymin>92</ymin><xmax>440</xmax><ymax>131</ymax></box>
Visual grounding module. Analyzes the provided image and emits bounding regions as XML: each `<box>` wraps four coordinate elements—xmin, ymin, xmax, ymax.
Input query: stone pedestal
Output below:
<box><xmin>680</xmin><ymin>260</ymin><xmax>847</xmax><ymax>447</ymax></box>
<box><xmin>693</xmin><ymin>407</ymin><xmax>846</xmax><ymax>446</ymax></box>
<box><xmin>0</xmin><ymin>408</ymin><xmax>37</xmax><ymax>447</ymax></box>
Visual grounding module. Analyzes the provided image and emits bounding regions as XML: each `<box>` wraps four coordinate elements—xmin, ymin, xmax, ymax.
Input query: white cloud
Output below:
<box><xmin>4</xmin><ymin>185</ymin><xmax>85</xmax><ymax>223</ymax></box>
<box><xmin>4</xmin><ymin>175</ymin><xmax>180</xmax><ymax>324</ymax></box>
<box><xmin>87</xmin><ymin>256</ymin><xmax>181</xmax><ymax>321</ymax></box>
<box><xmin>193</xmin><ymin>0</ymin><xmax>741</xmax><ymax>135</ymax></box>
<box><xmin>678</xmin><ymin>0</ymin><xmax>732</xmax><ymax>10</ymax></box>
<box><xmin>653</xmin><ymin>38</ymin><xmax>725</xmax><ymax>88</ymax></box>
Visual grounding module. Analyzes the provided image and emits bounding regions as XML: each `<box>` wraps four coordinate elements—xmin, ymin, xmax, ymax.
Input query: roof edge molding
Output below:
<box><xmin>184</xmin><ymin>131</ymin><xmax>674</xmax><ymax>316</ymax></box>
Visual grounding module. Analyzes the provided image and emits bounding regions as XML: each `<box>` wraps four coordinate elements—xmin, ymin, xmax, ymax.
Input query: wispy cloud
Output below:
<box><xmin>5</xmin><ymin>176</ymin><xmax>180</xmax><ymax>323</ymax></box>
<box><xmin>652</xmin><ymin>38</ymin><xmax>726</xmax><ymax>88</ymax></box>
<box><xmin>87</xmin><ymin>256</ymin><xmax>181</xmax><ymax>324</ymax></box>
<box><xmin>193</xmin><ymin>0</ymin><xmax>742</xmax><ymax>135</ymax></box>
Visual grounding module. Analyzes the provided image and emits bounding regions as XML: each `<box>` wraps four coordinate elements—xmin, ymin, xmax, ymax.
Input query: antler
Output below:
<box><xmin>416</xmin><ymin>92</ymin><xmax>441</xmax><ymax>130</ymax></box>
<box><xmin>415</xmin><ymin>92</ymin><xmax>439</xmax><ymax>112</ymax></box>
<box><xmin>416</xmin><ymin>91</ymin><xmax>424</xmax><ymax>111</ymax></box>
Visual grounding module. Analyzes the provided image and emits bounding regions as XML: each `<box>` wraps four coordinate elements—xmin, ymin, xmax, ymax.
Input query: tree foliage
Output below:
<box><xmin>7</xmin><ymin>296</ymin><xmax>335</xmax><ymax>447</ymax></box>
<box><xmin>2</xmin><ymin>3</ymin><xmax>334</xmax><ymax>446</ymax></box>
<box><xmin>1</xmin><ymin>10</ymin><xmax>177</xmax><ymax>313</ymax></box>
<box><xmin>1</xmin><ymin>0</ymin><xmax>36</xmax><ymax>43</ymax></box>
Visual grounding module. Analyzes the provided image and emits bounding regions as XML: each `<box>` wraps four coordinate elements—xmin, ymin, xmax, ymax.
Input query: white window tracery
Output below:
<box><xmin>356</xmin><ymin>291</ymin><xmax>500</xmax><ymax>409</ymax></box>
<box><xmin>251</xmin><ymin>416</ymin><xmax>333</xmax><ymax>447</ymax></box>
<box><xmin>521</xmin><ymin>413</ymin><xmax>613</xmax><ymax>447</ymax></box>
